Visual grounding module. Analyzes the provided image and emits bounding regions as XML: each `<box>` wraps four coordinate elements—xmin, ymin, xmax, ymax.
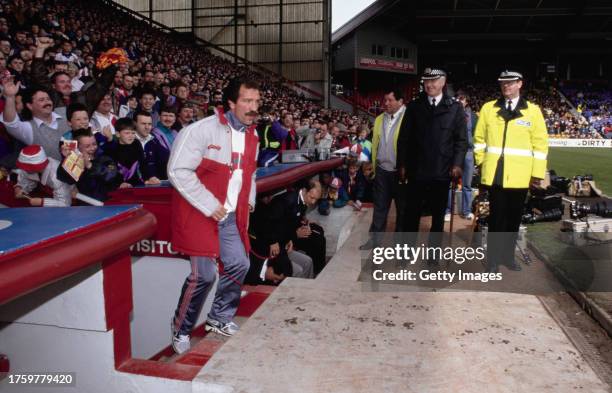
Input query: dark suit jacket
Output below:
<box><xmin>397</xmin><ymin>94</ymin><xmax>468</xmax><ymax>182</ymax></box>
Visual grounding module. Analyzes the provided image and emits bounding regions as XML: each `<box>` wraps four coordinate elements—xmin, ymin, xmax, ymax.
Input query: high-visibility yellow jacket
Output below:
<box><xmin>371</xmin><ymin>110</ymin><xmax>404</xmax><ymax>174</ymax></box>
<box><xmin>473</xmin><ymin>97</ymin><xmax>548</xmax><ymax>188</ymax></box>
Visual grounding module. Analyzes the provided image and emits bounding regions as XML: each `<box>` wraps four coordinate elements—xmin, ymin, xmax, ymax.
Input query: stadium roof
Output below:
<box><xmin>332</xmin><ymin>0</ymin><xmax>612</xmax><ymax>44</ymax></box>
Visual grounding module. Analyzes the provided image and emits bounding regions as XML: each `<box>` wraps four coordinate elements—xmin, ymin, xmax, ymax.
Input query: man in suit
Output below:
<box><xmin>397</xmin><ymin>68</ymin><xmax>467</xmax><ymax>258</ymax></box>
<box><xmin>360</xmin><ymin>89</ymin><xmax>407</xmax><ymax>250</ymax></box>
<box><xmin>245</xmin><ymin>191</ymin><xmax>315</xmax><ymax>285</ymax></box>
<box><xmin>271</xmin><ymin>179</ymin><xmax>326</xmax><ymax>275</ymax></box>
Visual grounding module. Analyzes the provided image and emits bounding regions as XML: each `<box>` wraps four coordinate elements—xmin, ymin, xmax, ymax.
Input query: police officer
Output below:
<box><xmin>473</xmin><ymin>70</ymin><xmax>548</xmax><ymax>272</ymax></box>
<box><xmin>397</xmin><ymin>68</ymin><xmax>467</xmax><ymax>254</ymax></box>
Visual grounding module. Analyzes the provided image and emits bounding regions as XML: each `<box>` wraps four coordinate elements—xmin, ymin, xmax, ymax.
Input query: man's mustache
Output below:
<box><xmin>245</xmin><ymin>111</ymin><xmax>258</xmax><ymax>116</ymax></box>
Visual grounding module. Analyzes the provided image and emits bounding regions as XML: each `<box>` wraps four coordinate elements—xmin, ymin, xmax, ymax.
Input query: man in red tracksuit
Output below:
<box><xmin>168</xmin><ymin>78</ymin><xmax>260</xmax><ymax>354</ymax></box>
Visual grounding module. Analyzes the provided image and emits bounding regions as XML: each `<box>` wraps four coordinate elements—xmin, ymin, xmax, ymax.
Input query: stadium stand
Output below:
<box><xmin>0</xmin><ymin>0</ymin><xmax>372</xmax><ymax>175</ymax></box>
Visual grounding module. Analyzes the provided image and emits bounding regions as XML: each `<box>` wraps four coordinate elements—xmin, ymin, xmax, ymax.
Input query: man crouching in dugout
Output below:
<box><xmin>168</xmin><ymin>77</ymin><xmax>260</xmax><ymax>354</ymax></box>
<box><xmin>474</xmin><ymin>70</ymin><xmax>548</xmax><ymax>273</ymax></box>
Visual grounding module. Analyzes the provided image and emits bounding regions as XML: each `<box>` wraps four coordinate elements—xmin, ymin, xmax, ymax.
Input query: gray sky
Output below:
<box><xmin>332</xmin><ymin>0</ymin><xmax>377</xmax><ymax>32</ymax></box>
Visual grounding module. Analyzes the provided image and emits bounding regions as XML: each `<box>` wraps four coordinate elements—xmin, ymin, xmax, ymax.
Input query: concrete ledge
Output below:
<box><xmin>192</xmin><ymin>209</ymin><xmax>609</xmax><ymax>393</ymax></box>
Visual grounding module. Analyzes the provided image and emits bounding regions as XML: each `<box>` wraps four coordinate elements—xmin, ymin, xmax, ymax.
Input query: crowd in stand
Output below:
<box><xmin>455</xmin><ymin>80</ymin><xmax>609</xmax><ymax>139</ymax></box>
<box><xmin>561</xmin><ymin>82</ymin><xmax>612</xmax><ymax>139</ymax></box>
<box><xmin>0</xmin><ymin>0</ymin><xmax>373</xmax><ymax>196</ymax></box>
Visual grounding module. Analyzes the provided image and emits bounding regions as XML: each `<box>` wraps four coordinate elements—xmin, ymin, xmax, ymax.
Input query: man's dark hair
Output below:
<box><xmin>7</xmin><ymin>54</ymin><xmax>22</xmax><ymax>65</ymax></box>
<box><xmin>178</xmin><ymin>102</ymin><xmax>194</xmax><ymax>112</ymax></box>
<box><xmin>385</xmin><ymin>89</ymin><xmax>404</xmax><ymax>101</ymax></box>
<box><xmin>222</xmin><ymin>77</ymin><xmax>260</xmax><ymax>110</ymax></box>
<box><xmin>67</xmin><ymin>102</ymin><xmax>88</xmax><ymax>121</ymax></box>
<box><xmin>305</xmin><ymin>178</ymin><xmax>321</xmax><ymax>192</ymax></box>
<box><xmin>115</xmin><ymin>117</ymin><xmax>136</xmax><ymax>132</ymax></box>
<box><xmin>456</xmin><ymin>90</ymin><xmax>469</xmax><ymax>101</ymax></box>
<box><xmin>22</xmin><ymin>85</ymin><xmax>51</xmax><ymax>105</ymax></box>
<box><xmin>138</xmin><ymin>87</ymin><xmax>156</xmax><ymax>100</ymax></box>
<box><xmin>72</xmin><ymin>127</ymin><xmax>94</xmax><ymax>140</ymax></box>
<box><xmin>51</xmin><ymin>71</ymin><xmax>70</xmax><ymax>85</ymax></box>
<box><xmin>134</xmin><ymin>110</ymin><xmax>152</xmax><ymax>122</ymax></box>
<box><xmin>160</xmin><ymin>105</ymin><xmax>176</xmax><ymax>115</ymax></box>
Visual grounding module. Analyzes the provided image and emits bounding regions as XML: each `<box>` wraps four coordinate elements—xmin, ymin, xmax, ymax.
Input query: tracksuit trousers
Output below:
<box><xmin>172</xmin><ymin>213</ymin><xmax>250</xmax><ymax>335</ymax></box>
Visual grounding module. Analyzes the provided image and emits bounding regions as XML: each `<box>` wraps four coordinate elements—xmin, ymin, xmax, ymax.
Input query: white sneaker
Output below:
<box><xmin>171</xmin><ymin>318</ymin><xmax>190</xmax><ymax>354</ymax></box>
<box><xmin>444</xmin><ymin>213</ymin><xmax>451</xmax><ymax>222</ymax></box>
<box><xmin>172</xmin><ymin>334</ymin><xmax>191</xmax><ymax>354</ymax></box>
<box><xmin>464</xmin><ymin>213</ymin><xmax>475</xmax><ymax>220</ymax></box>
<box><xmin>205</xmin><ymin>319</ymin><xmax>240</xmax><ymax>337</ymax></box>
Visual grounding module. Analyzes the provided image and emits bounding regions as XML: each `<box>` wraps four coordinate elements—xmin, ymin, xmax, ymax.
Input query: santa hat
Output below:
<box><xmin>16</xmin><ymin>145</ymin><xmax>49</xmax><ymax>172</ymax></box>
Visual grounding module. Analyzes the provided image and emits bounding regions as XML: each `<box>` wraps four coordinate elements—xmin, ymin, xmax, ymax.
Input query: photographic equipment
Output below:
<box><xmin>570</xmin><ymin>199</ymin><xmax>612</xmax><ymax>219</ymax></box>
<box><xmin>522</xmin><ymin>208</ymin><xmax>564</xmax><ymax>224</ymax></box>
<box><xmin>548</xmin><ymin>170</ymin><xmax>571</xmax><ymax>194</ymax></box>
<box><xmin>522</xmin><ymin>194</ymin><xmax>564</xmax><ymax>224</ymax></box>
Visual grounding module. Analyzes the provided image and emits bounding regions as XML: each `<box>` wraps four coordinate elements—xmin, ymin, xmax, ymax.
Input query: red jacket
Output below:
<box><xmin>169</xmin><ymin>110</ymin><xmax>259</xmax><ymax>257</ymax></box>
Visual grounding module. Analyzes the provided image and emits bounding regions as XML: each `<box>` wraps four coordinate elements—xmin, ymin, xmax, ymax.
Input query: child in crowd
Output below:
<box><xmin>317</xmin><ymin>171</ymin><xmax>333</xmax><ymax>215</ymax></box>
<box><xmin>356</xmin><ymin>127</ymin><xmax>372</xmax><ymax>162</ymax></box>
<box><xmin>102</xmin><ymin>117</ymin><xmax>144</xmax><ymax>187</ymax></box>
<box><xmin>57</xmin><ymin>128</ymin><xmax>123</xmax><ymax>201</ymax></box>
<box><xmin>336</xmin><ymin>159</ymin><xmax>366</xmax><ymax>210</ymax></box>
<box><xmin>61</xmin><ymin>103</ymin><xmax>109</xmax><ymax>155</ymax></box>
<box><xmin>361</xmin><ymin>161</ymin><xmax>374</xmax><ymax>203</ymax></box>
<box><xmin>118</xmin><ymin>95</ymin><xmax>138</xmax><ymax>118</ymax></box>
<box><xmin>13</xmin><ymin>144</ymin><xmax>73</xmax><ymax>206</ymax></box>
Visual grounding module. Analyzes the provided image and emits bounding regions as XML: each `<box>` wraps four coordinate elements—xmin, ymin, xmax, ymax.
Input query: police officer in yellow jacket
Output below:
<box><xmin>473</xmin><ymin>70</ymin><xmax>548</xmax><ymax>272</ymax></box>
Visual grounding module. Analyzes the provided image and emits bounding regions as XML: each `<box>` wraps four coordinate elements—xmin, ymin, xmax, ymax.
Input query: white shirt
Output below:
<box><xmin>428</xmin><ymin>94</ymin><xmax>443</xmax><ymax>107</ymax></box>
<box><xmin>1</xmin><ymin>111</ymin><xmax>63</xmax><ymax>145</ymax></box>
<box><xmin>92</xmin><ymin>111</ymin><xmax>116</xmax><ymax>135</ymax></box>
<box><xmin>136</xmin><ymin>133</ymin><xmax>154</xmax><ymax>148</ymax></box>
<box><xmin>55</xmin><ymin>52</ymin><xmax>79</xmax><ymax>64</ymax></box>
<box><xmin>384</xmin><ymin>105</ymin><xmax>406</xmax><ymax>138</ymax></box>
<box><xmin>223</xmin><ymin>126</ymin><xmax>246</xmax><ymax>214</ymax></box>
<box><xmin>71</xmin><ymin>77</ymin><xmax>84</xmax><ymax>92</ymax></box>
<box><xmin>505</xmin><ymin>97</ymin><xmax>519</xmax><ymax>111</ymax></box>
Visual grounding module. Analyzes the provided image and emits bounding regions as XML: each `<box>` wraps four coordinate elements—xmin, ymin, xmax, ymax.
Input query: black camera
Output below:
<box><xmin>522</xmin><ymin>208</ymin><xmax>564</xmax><ymax>224</ymax></box>
<box><xmin>570</xmin><ymin>199</ymin><xmax>612</xmax><ymax>219</ymax></box>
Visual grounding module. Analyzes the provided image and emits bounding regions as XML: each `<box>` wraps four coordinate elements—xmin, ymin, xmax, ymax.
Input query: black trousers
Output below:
<box><xmin>294</xmin><ymin>223</ymin><xmax>326</xmax><ymax>276</ymax></box>
<box><xmin>400</xmin><ymin>179</ymin><xmax>450</xmax><ymax>249</ymax></box>
<box><xmin>369</xmin><ymin>167</ymin><xmax>399</xmax><ymax>239</ymax></box>
<box><xmin>403</xmin><ymin>180</ymin><xmax>450</xmax><ymax>230</ymax></box>
<box><xmin>486</xmin><ymin>185</ymin><xmax>528</xmax><ymax>268</ymax></box>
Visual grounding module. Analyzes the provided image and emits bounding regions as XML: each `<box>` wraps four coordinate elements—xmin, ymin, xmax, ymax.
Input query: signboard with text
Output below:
<box><xmin>358</xmin><ymin>57</ymin><xmax>416</xmax><ymax>73</ymax></box>
<box><xmin>548</xmin><ymin>139</ymin><xmax>612</xmax><ymax>148</ymax></box>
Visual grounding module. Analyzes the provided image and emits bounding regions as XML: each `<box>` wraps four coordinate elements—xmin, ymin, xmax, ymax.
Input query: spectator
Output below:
<box><xmin>154</xmin><ymin>105</ymin><xmax>177</xmax><ymax>147</ymax></box>
<box><xmin>101</xmin><ymin>117</ymin><xmax>144</xmax><ymax>187</ymax></box>
<box><xmin>57</xmin><ymin>128</ymin><xmax>122</xmax><ymax>201</ymax></box>
<box><xmin>137</xmin><ymin>87</ymin><xmax>159</xmax><ymax>125</ymax></box>
<box><xmin>90</xmin><ymin>93</ymin><xmax>117</xmax><ymax>135</ymax></box>
<box><xmin>1</xmin><ymin>80</ymin><xmax>67</xmax><ymax>161</ymax></box>
<box><xmin>13</xmin><ymin>144</ymin><xmax>72</xmax><ymax>207</ymax></box>
<box><xmin>54</xmin><ymin>41</ymin><xmax>79</xmax><ymax>64</ymax></box>
<box><xmin>173</xmin><ymin>102</ymin><xmax>194</xmax><ymax>131</ymax></box>
<box><xmin>134</xmin><ymin>110</ymin><xmax>166</xmax><ymax>183</ymax></box>
<box><xmin>336</xmin><ymin>160</ymin><xmax>366</xmax><ymax>210</ymax></box>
